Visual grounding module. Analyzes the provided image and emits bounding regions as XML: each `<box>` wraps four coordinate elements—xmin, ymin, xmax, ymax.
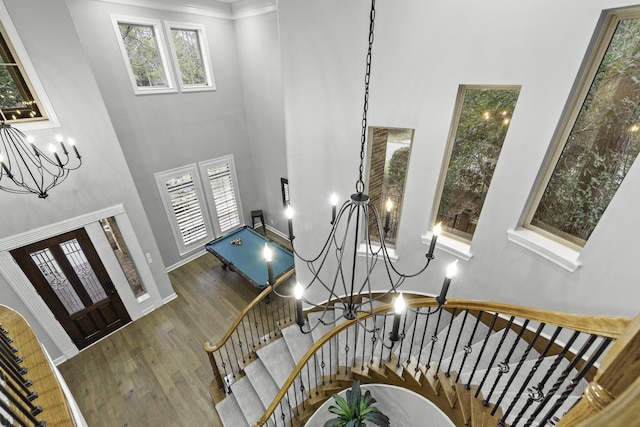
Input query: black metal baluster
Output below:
<box><xmin>492</xmin><ymin>323</ymin><xmax>546</xmax><ymax>416</ymax></box>
<box><xmin>378</xmin><ymin>315</ymin><xmax>388</xmax><ymax>364</ymax></box>
<box><xmin>0</xmin><ymin>386</ymin><xmax>44</xmax><ymax>426</ymax></box>
<box><xmin>396</xmin><ymin>309</ymin><xmax>410</xmax><ymax>367</ymax></box>
<box><xmin>499</xmin><ymin>326</ymin><xmax>563</xmax><ymax>426</ymax></box>
<box><xmin>465</xmin><ymin>312</ymin><xmax>499</xmax><ymax>390</ymax></box>
<box><xmin>483</xmin><ymin>318</ymin><xmax>531</xmax><ymax>405</ymax></box>
<box><xmin>344</xmin><ymin>326</ymin><xmax>350</xmax><ymax>373</ymax></box>
<box><xmin>329</xmin><ymin>336</ymin><xmax>334</xmax><ymax>384</ymax></box>
<box><xmin>436</xmin><ymin>308</ymin><xmax>457</xmax><ymax>376</ymax></box>
<box><xmin>298</xmin><ymin>371</ymin><xmax>306</xmax><ymax>412</ymax></box>
<box><xmin>352</xmin><ymin>322</ymin><xmax>359</xmax><ymax>368</ymax></box>
<box><xmin>0</xmin><ymin>357</ymin><xmax>31</xmax><ymax>390</ymax></box>
<box><xmin>0</xmin><ymin>399</ymin><xmax>30</xmax><ymax>427</ymax></box>
<box><xmin>0</xmin><ymin>375</ymin><xmax>42</xmax><ymax>416</ymax></box>
<box><xmin>476</xmin><ymin>316</ymin><xmax>516</xmax><ymax>398</ymax></box>
<box><xmin>537</xmin><ymin>338</ymin><xmax>612</xmax><ymax>427</ymax></box>
<box><xmin>455</xmin><ymin>311</ymin><xmax>484</xmax><ymax>384</ymax></box>
<box><xmin>0</xmin><ymin>333</ymin><xmax>17</xmax><ymax>354</ymax></box>
<box><xmin>523</xmin><ymin>334</ymin><xmax>597</xmax><ymax>427</ymax></box>
<box><xmin>252</xmin><ymin>307</ymin><xmax>262</xmax><ymax>345</ymax></box>
<box><xmin>270</xmin><ymin>305</ymin><xmax>279</xmax><ymax>336</ymax></box>
<box><xmin>261</xmin><ymin>303</ymin><xmax>272</xmax><ymax>340</ymax></box>
<box><xmin>229</xmin><ymin>334</ymin><xmax>241</xmax><ymax>373</ymax></box>
<box><xmin>510</xmin><ymin>329</ymin><xmax>580</xmax><ymax>426</ymax></box>
<box><xmin>405</xmin><ymin>307</ymin><xmax>419</xmax><ymax>368</ymax></box>
<box><xmin>446</xmin><ymin>310</ymin><xmax>469</xmax><ymax>377</ymax></box>
<box><xmin>241</xmin><ymin>320</ymin><xmax>252</xmax><ymax>355</ymax></box>
<box><xmin>416</xmin><ymin>310</ymin><xmax>433</xmax><ymax>368</ymax></box>
<box><xmin>369</xmin><ymin>325</ymin><xmax>377</xmax><ymax>365</ymax></box>
<box><xmin>0</xmin><ymin>371</ymin><xmax>38</xmax><ymax>407</ymax></box>
<box><xmin>320</xmin><ymin>346</ymin><xmax>326</xmax><ymax>386</ymax></box>
<box><xmin>223</xmin><ymin>344</ymin><xmax>235</xmax><ymax>380</ymax></box>
<box><xmin>0</xmin><ymin>347</ymin><xmax>24</xmax><ymax>374</ymax></box>
<box><xmin>314</xmin><ymin>354</ymin><xmax>320</xmax><ymax>394</ymax></box>
<box><xmin>427</xmin><ymin>308</ymin><xmax>445</xmax><ymax>372</ymax></box>
<box><xmin>306</xmin><ymin>361</ymin><xmax>312</xmax><ymax>398</ymax></box>
<box><xmin>234</xmin><ymin>330</ymin><xmax>246</xmax><ymax>364</ymax></box>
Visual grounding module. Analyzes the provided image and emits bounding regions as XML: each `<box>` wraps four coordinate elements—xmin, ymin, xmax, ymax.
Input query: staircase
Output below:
<box><xmin>204</xmin><ymin>291</ymin><xmax>636</xmax><ymax>427</ymax></box>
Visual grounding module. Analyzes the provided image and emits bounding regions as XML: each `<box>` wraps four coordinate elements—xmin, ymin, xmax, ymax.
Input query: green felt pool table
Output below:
<box><xmin>205</xmin><ymin>226</ymin><xmax>295</xmax><ymax>289</ymax></box>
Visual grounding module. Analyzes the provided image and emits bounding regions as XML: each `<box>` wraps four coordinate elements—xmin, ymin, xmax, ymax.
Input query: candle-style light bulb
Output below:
<box><xmin>263</xmin><ymin>243</ymin><xmax>273</xmax><ymax>262</ymax></box>
<box><xmin>330</xmin><ymin>192</ymin><xmax>338</xmax><ymax>224</ymax></box>
<box><xmin>428</xmin><ymin>222</ymin><xmax>442</xmax><ymax>259</ymax></box>
<box><xmin>384</xmin><ymin>198</ymin><xmax>392</xmax><ymax>235</ymax></box>
<box><xmin>394</xmin><ymin>293</ymin><xmax>406</xmax><ymax>315</ymax></box>
<box><xmin>294</xmin><ymin>282</ymin><xmax>305</xmax><ymax>327</ymax></box>
<box><xmin>48</xmin><ymin>143</ymin><xmax>57</xmax><ymax>153</ymax></box>
<box><xmin>68</xmin><ymin>138</ymin><xmax>81</xmax><ymax>158</ymax></box>
<box><xmin>390</xmin><ymin>293</ymin><xmax>405</xmax><ymax>342</ymax></box>
<box><xmin>437</xmin><ymin>260</ymin><xmax>458</xmax><ymax>306</ymax></box>
<box><xmin>285</xmin><ymin>205</ymin><xmax>294</xmax><ymax>241</ymax></box>
<box><xmin>55</xmin><ymin>134</ymin><xmax>63</xmax><ymax>143</ymax></box>
<box><xmin>49</xmin><ymin>143</ymin><xmax>64</xmax><ymax>167</ymax></box>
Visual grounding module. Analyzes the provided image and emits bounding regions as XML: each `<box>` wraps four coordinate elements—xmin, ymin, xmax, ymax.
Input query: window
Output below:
<box><xmin>0</xmin><ymin>3</ymin><xmax>57</xmax><ymax>127</ymax></box>
<box><xmin>281</xmin><ymin>178</ymin><xmax>290</xmax><ymax>208</ymax></box>
<box><xmin>165</xmin><ymin>22</ymin><xmax>215</xmax><ymax>92</ymax></box>
<box><xmin>366</xmin><ymin>127</ymin><xmax>414</xmax><ymax>247</ymax></box>
<box><xmin>199</xmin><ymin>156</ymin><xmax>243</xmax><ymax>235</ymax></box>
<box><xmin>156</xmin><ymin>156</ymin><xmax>244</xmax><ymax>255</ymax></box>
<box><xmin>528</xmin><ymin>9</ymin><xmax>640</xmax><ymax>247</ymax></box>
<box><xmin>112</xmin><ymin>16</ymin><xmax>175</xmax><ymax>95</ymax></box>
<box><xmin>434</xmin><ymin>86</ymin><xmax>520</xmax><ymax>241</ymax></box>
<box><xmin>156</xmin><ymin>165</ymin><xmax>211</xmax><ymax>255</ymax></box>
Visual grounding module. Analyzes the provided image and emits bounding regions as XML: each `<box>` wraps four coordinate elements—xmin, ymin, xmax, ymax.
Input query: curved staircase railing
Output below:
<box><xmin>206</xmin><ymin>293</ymin><xmax>637</xmax><ymax>427</ymax></box>
<box><xmin>0</xmin><ymin>305</ymin><xmax>78</xmax><ymax>427</ymax></box>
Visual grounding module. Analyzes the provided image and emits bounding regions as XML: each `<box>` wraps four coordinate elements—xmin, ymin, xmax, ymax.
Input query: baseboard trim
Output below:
<box><xmin>163</xmin><ymin>292</ymin><xmax>178</xmax><ymax>305</ymax></box>
<box><xmin>266</xmin><ymin>225</ymin><xmax>289</xmax><ymax>241</ymax></box>
<box><xmin>166</xmin><ymin>249</ymin><xmax>207</xmax><ymax>272</ymax></box>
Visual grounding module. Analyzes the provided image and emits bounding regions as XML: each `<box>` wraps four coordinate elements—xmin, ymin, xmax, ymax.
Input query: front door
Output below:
<box><xmin>10</xmin><ymin>228</ymin><xmax>131</xmax><ymax>350</ymax></box>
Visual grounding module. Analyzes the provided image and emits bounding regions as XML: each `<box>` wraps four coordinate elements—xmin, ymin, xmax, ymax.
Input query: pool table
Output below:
<box><xmin>205</xmin><ymin>226</ymin><xmax>295</xmax><ymax>289</ymax></box>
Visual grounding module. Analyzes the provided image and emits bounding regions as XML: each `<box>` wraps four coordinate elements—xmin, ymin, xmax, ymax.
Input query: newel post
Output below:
<box><xmin>557</xmin><ymin>312</ymin><xmax>640</xmax><ymax>426</ymax></box>
<box><xmin>203</xmin><ymin>341</ymin><xmax>227</xmax><ymax>396</ymax></box>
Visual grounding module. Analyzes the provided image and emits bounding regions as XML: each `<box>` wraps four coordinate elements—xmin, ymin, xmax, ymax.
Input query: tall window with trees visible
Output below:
<box><xmin>367</xmin><ymin>127</ymin><xmax>414</xmax><ymax>247</ymax></box>
<box><xmin>435</xmin><ymin>86</ymin><xmax>520</xmax><ymax>241</ymax></box>
<box><xmin>0</xmin><ymin>19</ymin><xmax>48</xmax><ymax>123</ymax></box>
<box><xmin>165</xmin><ymin>22</ymin><xmax>215</xmax><ymax>92</ymax></box>
<box><xmin>528</xmin><ymin>10</ymin><xmax>640</xmax><ymax>247</ymax></box>
<box><xmin>112</xmin><ymin>16</ymin><xmax>175</xmax><ymax>94</ymax></box>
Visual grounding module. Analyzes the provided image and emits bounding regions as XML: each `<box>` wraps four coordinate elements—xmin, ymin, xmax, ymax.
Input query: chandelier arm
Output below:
<box><xmin>289</xmin><ymin>200</ymin><xmax>352</xmax><ymax>263</ymax></box>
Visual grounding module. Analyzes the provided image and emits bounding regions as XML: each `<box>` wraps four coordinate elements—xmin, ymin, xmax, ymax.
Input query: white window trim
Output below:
<box><xmin>111</xmin><ymin>14</ymin><xmax>177</xmax><ymax>95</ymax></box>
<box><xmin>155</xmin><ymin>164</ymin><xmax>213</xmax><ymax>255</ymax></box>
<box><xmin>198</xmin><ymin>155</ymin><xmax>244</xmax><ymax>236</ymax></box>
<box><xmin>164</xmin><ymin>21</ymin><xmax>216</xmax><ymax>92</ymax></box>
<box><xmin>0</xmin><ymin>1</ymin><xmax>59</xmax><ymax>130</ymax></box>
<box><xmin>507</xmin><ymin>227</ymin><xmax>580</xmax><ymax>272</ymax></box>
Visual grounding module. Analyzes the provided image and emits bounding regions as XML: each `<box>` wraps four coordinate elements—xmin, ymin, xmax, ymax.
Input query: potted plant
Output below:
<box><xmin>323</xmin><ymin>381</ymin><xmax>390</xmax><ymax>427</ymax></box>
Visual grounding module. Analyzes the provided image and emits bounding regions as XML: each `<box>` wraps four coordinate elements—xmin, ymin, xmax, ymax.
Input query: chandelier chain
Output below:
<box><xmin>356</xmin><ymin>0</ymin><xmax>376</xmax><ymax>194</ymax></box>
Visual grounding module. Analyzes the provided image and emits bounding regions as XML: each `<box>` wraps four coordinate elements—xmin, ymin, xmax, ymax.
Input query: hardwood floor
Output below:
<box><xmin>58</xmin><ymin>232</ymin><xmax>291</xmax><ymax>427</ymax></box>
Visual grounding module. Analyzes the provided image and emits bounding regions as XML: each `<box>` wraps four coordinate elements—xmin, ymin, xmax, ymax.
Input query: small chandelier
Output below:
<box><xmin>0</xmin><ymin>113</ymin><xmax>82</xmax><ymax>199</ymax></box>
<box><xmin>271</xmin><ymin>0</ymin><xmax>458</xmax><ymax>344</ymax></box>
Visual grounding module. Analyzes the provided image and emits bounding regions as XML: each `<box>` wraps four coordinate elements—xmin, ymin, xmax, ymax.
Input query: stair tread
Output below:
<box><xmin>215</xmin><ymin>393</ymin><xmax>249</xmax><ymax>427</ymax></box>
<box><xmin>243</xmin><ymin>358</ymin><xmax>280</xmax><ymax>409</ymax></box>
<box><xmin>282</xmin><ymin>324</ymin><xmax>315</xmax><ymax>365</ymax></box>
<box><xmin>257</xmin><ymin>337</ymin><xmax>297</xmax><ymax>387</ymax></box>
<box><xmin>229</xmin><ymin>376</ymin><xmax>265</xmax><ymax>426</ymax></box>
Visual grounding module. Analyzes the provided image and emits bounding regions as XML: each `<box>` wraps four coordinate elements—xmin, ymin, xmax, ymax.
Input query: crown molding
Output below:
<box><xmin>231</xmin><ymin>0</ymin><xmax>276</xmax><ymax>19</ymax></box>
<box><xmin>91</xmin><ymin>0</ymin><xmax>277</xmax><ymax>20</ymax></box>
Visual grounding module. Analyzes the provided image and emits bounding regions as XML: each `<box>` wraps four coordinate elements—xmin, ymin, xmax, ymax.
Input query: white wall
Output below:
<box><xmin>0</xmin><ymin>0</ymin><xmax>174</xmax><ymax>359</ymax></box>
<box><xmin>278</xmin><ymin>0</ymin><xmax>640</xmax><ymax>317</ymax></box>
<box><xmin>234</xmin><ymin>11</ymin><xmax>289</xmax><ymax>234</ymax></box>
<box><xmin>66</xmin><ymin>0</ymin><xmax>267</xmax><ymax>268</ymax></box>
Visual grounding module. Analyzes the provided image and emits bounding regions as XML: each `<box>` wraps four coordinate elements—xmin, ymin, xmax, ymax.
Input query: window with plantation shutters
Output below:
<box><xmin>200</xmin><ymin>156</ymin><xmax>244</xmax><ymax>236</ymax></box>
<box><xmin>155</xmin><ymin>165</ymin><xmax>212</xmax><ymax>255</ymax></box>
<box><xmin>156</xmin><ymin>156</ymin><xmax>244</xmax><ymax>256</ymax></box>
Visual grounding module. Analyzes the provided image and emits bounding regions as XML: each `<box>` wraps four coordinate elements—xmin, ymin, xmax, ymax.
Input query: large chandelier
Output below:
<box><xmin>273</xmin><ymin>0</ymin><xmax>458</xmax><ymax>343</ymax></box>
<box><xmin>0</xmin><ymin>114</ymin><xmax>81</xmax><ymax>198</ymax></box>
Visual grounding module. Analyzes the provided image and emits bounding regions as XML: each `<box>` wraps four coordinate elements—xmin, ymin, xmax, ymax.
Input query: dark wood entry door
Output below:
<box><xmin>10</xmin><ymin>228</ymin><xmax>131</xmax><ymax>350</ymax></box>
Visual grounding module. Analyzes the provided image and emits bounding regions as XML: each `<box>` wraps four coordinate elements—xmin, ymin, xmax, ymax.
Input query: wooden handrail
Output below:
<box><xmin>255</xmin><ymin>298</ymin><xmax>632</xmax><ymax>426</ymax></box>
<box><xmin>203</xmin><ymin>268</ymin><xmax>295</xmax><ymax>354</ymax></box>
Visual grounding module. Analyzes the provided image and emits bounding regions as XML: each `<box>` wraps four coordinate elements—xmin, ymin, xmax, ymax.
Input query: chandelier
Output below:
<box><xmin>0</xmin><ymin>114</ymin><xmax>82</xmax><ymax>199</ymax></box>
<box><xmin>270</xmin><ymin>0</ymin><xmax>458</xmax><ymax>344</ymax></box>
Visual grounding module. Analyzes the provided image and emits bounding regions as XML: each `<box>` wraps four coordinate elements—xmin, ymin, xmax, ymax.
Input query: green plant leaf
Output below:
<box><xmin>363</xmin><ymin>409</ymin><xmax>391</xmax><ymax>427</ymax></box>
<box><xmin>323</xmin><ymin>419</ymin><xmax>345</xmax><ymax>427</ymax></box>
